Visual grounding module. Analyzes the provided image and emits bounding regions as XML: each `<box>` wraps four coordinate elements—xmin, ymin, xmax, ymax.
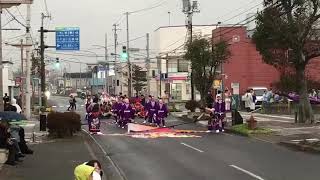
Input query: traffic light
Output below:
<box><xmin>55</xmin><ymin>58</ymin><xmax>60</xmax><ymax>69</ymax></box>
<box><xmin>121</xmin><ymin>46</ymin><xmax>128</xmax><ymax>61</ymax></box>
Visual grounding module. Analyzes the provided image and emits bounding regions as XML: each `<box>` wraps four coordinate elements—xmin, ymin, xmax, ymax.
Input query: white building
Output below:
<box><xmin>152</xmin><ymin>25</ymin><xmax>216</xmax><ymax>101</ymax></box>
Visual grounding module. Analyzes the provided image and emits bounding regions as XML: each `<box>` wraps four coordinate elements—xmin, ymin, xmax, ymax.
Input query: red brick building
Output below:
<box><xmin>307</xmin><ymin>58</ymin><xmax>320</xmax><ymax>82</ymax></box>
<box><xmin>213</xmin><ymin>26</ymin><xmax>320</xmax><ymax>94</ymax></box>
<box><xmin>213</xmin><ymin>27</ymin><xmax>279</xmax><ymax>94</ymax></box>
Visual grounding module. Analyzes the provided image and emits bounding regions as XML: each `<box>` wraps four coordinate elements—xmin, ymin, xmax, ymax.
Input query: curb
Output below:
<box><xmin>224</xmin><ymin>128</ymin><xmax>249</xmax><ymax>137</ymax></box>
<box><xmin>175</xmin><ymin>115</ymin><xmax>250</xmax><ymax>136</ymax></box>
<box><xmin>279</xmin><ymin>141</ymin><xmax>320</xmax><ymax>154</ymax></box>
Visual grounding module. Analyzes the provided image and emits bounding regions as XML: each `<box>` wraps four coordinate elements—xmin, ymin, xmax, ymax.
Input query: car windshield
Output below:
<box><xmin>254</xmin><ymin>89</ymin><xmax>266</xmax><ymax>96</ymax></box>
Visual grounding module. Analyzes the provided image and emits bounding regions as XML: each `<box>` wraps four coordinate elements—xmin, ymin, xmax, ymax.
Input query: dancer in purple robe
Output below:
<box><xmin>111</xmin><ymin>98</ymin><xmax>119</xmax><ymax>123</ymax></box>
<box><xmin>156</xmin><ymin>100</ymin><xmax>168</xmax><ymax>127</ymax></box>
<box><xmin>144</xmin><ymin>96</ymin><xmax>158</xmax><ymax>124</ymax></box>
<box><xmin>116</xmin><ymin>96</ymin><xmax>125</xmax><ymax>127</ymax></box>
<box><xmin>119</xmin><ymin>98</ymin><xmax>135</xmax><ymax>128</ymax></box>
<box><xmin>213</xmin><ymin>95</ymin><xmax>226</xmax><ymax>133</ymax></box>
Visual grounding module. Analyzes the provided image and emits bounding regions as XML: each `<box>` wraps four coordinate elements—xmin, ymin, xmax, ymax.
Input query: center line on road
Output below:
<box><xmin>229</xmin><ymin>165</ymin><xmax>265</xmax><ymax>180</ymax></box>
<box><xmin>181</xmin><ymin>142</ymin><xmax>204</xmax><ymax>153</ymax></box>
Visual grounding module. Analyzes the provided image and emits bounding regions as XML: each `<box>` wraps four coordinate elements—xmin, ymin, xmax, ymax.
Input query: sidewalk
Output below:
<box><xmin>172</xmin><ymin>111</ymin><xmax>320</xmax><ymax>153</ymax></box>
<box><xmin>0</xmin><ymin>133</ymin><xmax>105</xmax><ymax>180</ymax></box>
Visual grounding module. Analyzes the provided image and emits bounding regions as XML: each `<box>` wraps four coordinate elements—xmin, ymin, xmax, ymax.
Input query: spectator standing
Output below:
<box><xmin>224</xmin><ymin>89</ymin><xmax>232</xmax><ymax>111</ymax></box>
<box><xmin>3</xmin><ymin>93</ymin><xmax>10</xmax><ymax>111</ymax></box>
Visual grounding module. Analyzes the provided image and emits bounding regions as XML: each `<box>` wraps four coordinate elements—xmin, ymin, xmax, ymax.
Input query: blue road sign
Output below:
<box><xmin>55</xmin><ymin>27</ymin><xmax>80</xmax><ymax>51</ymax></box>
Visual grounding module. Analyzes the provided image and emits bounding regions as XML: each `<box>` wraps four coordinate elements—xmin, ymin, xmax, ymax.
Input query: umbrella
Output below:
<box><xmin>0</xmin><ymin>111</ymin><xmax>27</xmax><ymax>122</ymax></box>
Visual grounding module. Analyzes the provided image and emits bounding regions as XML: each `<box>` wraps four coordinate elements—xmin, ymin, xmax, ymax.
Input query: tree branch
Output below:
<box><xmin>300</xmin><ymin>0</ymin><xmax>320</xmax><ymax>44</ymax></box>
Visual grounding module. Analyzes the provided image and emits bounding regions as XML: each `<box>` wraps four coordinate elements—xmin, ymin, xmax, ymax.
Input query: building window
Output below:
<box><xmin>186</xmin><ymin>82</ymin><xmax>190</xmax><ymax>94</ymax></box>
<box><xmin>168</xmin><ymin>60</ymin><xmax>178</xmax><ymax>73</ymax></box>
<box><xmin>178</xmin><ymin>60</ymin><xmax>188</xmax><ymax>72</ymax></box>
<box><xmin>171</xmin><ymin>83</ymin><xmax>182</xmax><ymax>100</ymax></box>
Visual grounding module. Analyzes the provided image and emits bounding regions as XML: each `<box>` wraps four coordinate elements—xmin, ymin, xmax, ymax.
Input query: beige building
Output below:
<box><xmin>152</xmin><ymin>25</ymin><xmax>216</xmax><ymax>101</ymax></box>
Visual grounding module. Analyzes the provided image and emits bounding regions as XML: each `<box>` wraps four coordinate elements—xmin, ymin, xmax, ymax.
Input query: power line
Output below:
<box><xmin>15</xmin><ymin>6</ymin><xmax>26</xmax><ymax>21</ymax></box>
<box><xmin>160</xmin><ymin>2</ymin><xmax>281</xmax><ymax>56</ymax></box>
<box><xmin>88</xmin><ymin>34</ymin><xmax>146</xmax><ymax>50</ymax></box>
<box><xmin>43</xmin><ymin>0</ymin><xmax>50</xmax><ymax>16</ymax></box>
<box><xmin>154</xmin><ymin>1</ymin><xmax>264</xmax><ymax>56</ymax></box>
<box><xmin>214</xmin><ymin>0</ymin><xmax>261</xmax><ymax>22</ymax></box>
<box><xmin>5</xmin><ymin>9</ymin><xmax>27</xmax><ymax>28</ymax></box>
<box><xmin>222</xmin><ymin>2</ymin><xmax>262</xmax><ymax>23</ymax></box>
<box><xmin>128</xmin><ymin>0</ymin><xmax>168</xmax><ymax>14</ymax></box>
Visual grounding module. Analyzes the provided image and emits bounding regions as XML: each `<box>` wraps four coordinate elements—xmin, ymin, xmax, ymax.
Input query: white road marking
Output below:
<box><xmin>181</xmin><ymin>142</ymin><xmax>204</xmax><ymax>153</ymax></box>
<box><xmin>59</xmin><ymin>106</ymin><xmax>65</xmax><ymax>108</ymax></box>
<box><xmin>52</xmin><ymin>106</ymin><xmax>57</xmax><ymax>108</ymax></box>
<box><xmin>229</xmin><ymin>165</ymin><xmax>265</xmax><ymax>180</ymax></box>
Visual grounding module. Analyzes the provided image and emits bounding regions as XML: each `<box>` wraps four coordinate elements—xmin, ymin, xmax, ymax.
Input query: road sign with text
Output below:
<box><xmin>55</xmin><ymin>27</ymin><xmax>80</xmax><ymax>51</ymax></box>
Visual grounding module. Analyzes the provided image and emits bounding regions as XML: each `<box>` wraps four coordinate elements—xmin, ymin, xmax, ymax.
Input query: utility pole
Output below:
<box><xmin>20</xmin><ymin>39</ymin><xmax>24</xmax><ymax>112</ymax></box>
<box><xmin>105</xmin><ymin>33</ymin><xmax>109</xmax><ymax>93</ymax></box>
<box><xmin>182</xmin><ymin>0</ymin><xmax>200</xmax><ymax>100</ymax></box>
<box><xmin>188</xmin><ymin>12</ymin><xmax>195</xmax><ymax>101</ymax></box>
<box><xmin>146</xmin><ymin>33</ymin><xmax>150</xmax><ymax>95</ymax></box>
<box><xmin>113</xmin><ymin>24</ymin><xmax>120</xmax><ymax>94</ymax></box>
<box><xmin>126</xmin><ymin>12</ymin><xmax>132</xmax><ymax>97</ymax></box>
<box><xmin>39</xmin><ymin>13</ymin><xmax>51</xmax><ymax>108</ymax></box>
<box><xmin>40</xmin><ymin>13</ymin><xmax>46</xmax><ymax>108</ymax></box>
<box><xmin>25</xmin><ymin>4</ymin><xmax>32</xmax><ymax>119</ymax></box>
<box><xmin>0</xmin><ymin>9</ymin><xmax>4</xmax><ymax>110</ymax></box>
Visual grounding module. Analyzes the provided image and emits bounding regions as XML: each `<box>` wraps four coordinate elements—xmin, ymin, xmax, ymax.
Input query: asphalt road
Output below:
<box><xmin>50</xmin><ymin>96</ymin><xmax>320</xmax><ymax>180</ymax></box>
<box><xmin>49</xmin><ymin>95</ymin><xmax>85</xmax><ymax>112</ymax></box>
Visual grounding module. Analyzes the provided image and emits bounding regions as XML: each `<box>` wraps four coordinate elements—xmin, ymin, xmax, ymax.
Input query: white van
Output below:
<box><xmin>248</xmin><ymin>87</ymin><xmax>268</xmax><ymax>108</ymax></box>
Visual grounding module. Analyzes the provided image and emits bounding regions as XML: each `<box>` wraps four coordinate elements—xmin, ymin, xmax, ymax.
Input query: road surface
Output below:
<box><xmin>50</xmin><ymin>95</ymin><xmax>320</xmax><ymax>180</ymax></box>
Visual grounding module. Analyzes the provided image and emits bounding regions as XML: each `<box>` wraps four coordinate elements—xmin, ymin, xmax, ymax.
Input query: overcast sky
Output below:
<box><xmin>2</xmin><ymin>0</ymin><xmax>263</xmax><ymax>72</ymax></box>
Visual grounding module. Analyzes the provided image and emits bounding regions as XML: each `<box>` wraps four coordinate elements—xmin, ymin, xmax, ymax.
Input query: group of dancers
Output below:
<box><xmin>111</xmin><ymin>95</ymin><xmax>169</xmax><ymax>129</ymax></box>
<box><xmin>84</xmin><ymin>93</ymin><xmax>227</xmax><ymax>134</ymax></box>
<box><xmin>85</xmin><ymin>94</ymin><xmax>169</xmax><ymax>133</ymax></box>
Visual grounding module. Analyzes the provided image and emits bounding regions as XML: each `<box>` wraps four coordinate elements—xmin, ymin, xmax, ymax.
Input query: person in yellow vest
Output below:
<box><xmin>74</xmin><ymin>160</ymin><xmax>103</xmax><ymax>180</ymax></box>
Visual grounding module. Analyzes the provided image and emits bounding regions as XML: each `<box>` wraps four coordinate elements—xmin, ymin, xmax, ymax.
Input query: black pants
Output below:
<box><xmin>18</xmin><ymin>127</ymin><xmax>31</xmax><ymax>154</ymax></box>
<box><xmin>4</xmin><ymin>144</ymin><xmax>17</xmax><ymax>163</ymax></box>
<box><xmin>68</xmin><ymin>103</ymin><xmax>76</xmax><ymax>110</ymax></box>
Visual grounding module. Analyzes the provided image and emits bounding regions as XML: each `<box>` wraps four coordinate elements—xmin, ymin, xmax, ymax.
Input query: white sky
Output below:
<box><xmin>2</xmin><ymin>0</ymin><xmax>263</xmax><ymax>72</ymax></box>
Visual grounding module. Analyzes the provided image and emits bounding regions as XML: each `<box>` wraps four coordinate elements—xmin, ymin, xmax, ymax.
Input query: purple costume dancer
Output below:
<box><xmin>111</xmin><ymin>100</ymin><xmax>119</xmax><ymax>123</ymax></box>
<box><xmin>145</xmin><ymin>98</ymin><xmax>158</xmax><ymax>124</ymax></box>
<box><xmin>117</xmin><ymin>98</ymin><xmax>125</xmax><ymax>127</ymax></box>
<box><xmin>213</xmin><ymin>96</ymin><xmax>226</xmax><ymax>132</ymax></box>
<box><xmin>156</xmin><ymin>100</ymin><xmax>168</xmax><ymax>127</ymax></box>
<box><xmin>119</xmin><ymin>99</ymin><xmax>135</xmax><ymax>128</ymax></box>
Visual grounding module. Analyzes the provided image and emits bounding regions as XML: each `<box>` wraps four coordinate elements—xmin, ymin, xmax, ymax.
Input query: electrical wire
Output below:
<box><xmin>128</xmin><ymin>0</ymin><xmax>168</xmax><ymax>14</ymax></box>
<box><xmin>43</xmin><ymin>0</ymin><xmax>50</xmax><ymax>16</ymax></box>
<box><xmin>153</xmin><ymin>1</ymin><xmax>263</xmax><ymax>56</ymax></box>
<box><xmin>5</xmin><ymin>9</ymin><xmax>27</xmax><ymax>28</ymax></box>
<box><xmin>214</xmin><ymin>0</ymin><xmax>261</xmax><ymax>22</ymax></box>
<box><xmin>159</xmin><ymin>2</ymin><xmax>281</xmax><ymax>56</ymax></box>
<box><xmin>15</xmin><ymin>6</ymin><xmax>26</xmax><ymax>21</ymax></box>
